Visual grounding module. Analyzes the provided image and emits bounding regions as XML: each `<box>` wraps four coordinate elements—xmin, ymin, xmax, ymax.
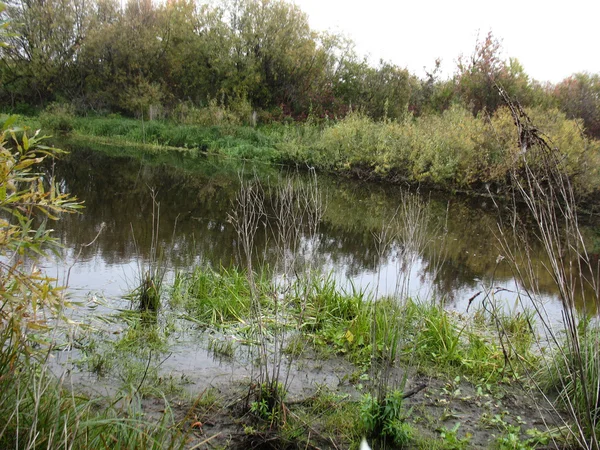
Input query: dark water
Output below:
<box><xmin>45</xmin><ymin>143</ymin><xmax>600</xmax><ymax>319</ymax></box>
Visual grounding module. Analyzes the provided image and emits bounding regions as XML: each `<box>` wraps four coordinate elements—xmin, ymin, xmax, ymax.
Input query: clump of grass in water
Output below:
<box><xmin>131</xmin><ymin>189</ymin><xmax>169</xmax><ymax>315</ymax></box>
<box><xmin>138</xmin><ymin>270</ymin><xmax>161</xmax><ymax>312</ymax></box>
<box><xmin>172</xmin><ymin>266</ymin><xmax>257</xmax><ymax>326</ymax></box>
<box><xmin>399</xmin><ymin>300</ymin><xmax>537</xmax><ymax>382</ymax></box>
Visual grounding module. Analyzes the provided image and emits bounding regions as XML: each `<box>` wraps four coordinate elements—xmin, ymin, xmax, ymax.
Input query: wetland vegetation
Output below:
<box><xmin>2</xmin><ymin>0</ymin><xmax>600</xmax><ymax>448</ymax></box>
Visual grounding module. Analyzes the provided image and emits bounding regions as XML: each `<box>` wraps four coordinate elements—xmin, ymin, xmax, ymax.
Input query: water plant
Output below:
<box><xmin>131</xmin><ymin>189</ymin><xmax>168</xmax><ymax>314</ymax></box>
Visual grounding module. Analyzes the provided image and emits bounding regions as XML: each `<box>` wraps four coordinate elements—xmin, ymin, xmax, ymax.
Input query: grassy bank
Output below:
<box><xmin>16</xmin><ymin>103</ymin><xmax>600</xmax><ymax>202</ymax></box>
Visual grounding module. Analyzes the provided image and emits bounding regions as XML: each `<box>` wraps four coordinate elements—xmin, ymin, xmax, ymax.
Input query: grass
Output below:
<box><xmin>172</xmin><ymin>266</ymin><xmax>258</xmax><ymax>326</ymax></box>
<box><xmin>538</xmin><ymin>324</ymin><xmax>600</xmax><ymax>439</ymax></box>
<box><xmin>0</xmin><ymin>341</ymin><xmax>185</xmax><ymax>449</ymax></box>
<box><xmin>71</xmin><ymin>116</ymin><xmax>281</xmax><ymax>162</ymax></box>
<box><xmin>399</xmin><ymin>300</ymin><xmax>538</xmax><ymax>383</ymax></box>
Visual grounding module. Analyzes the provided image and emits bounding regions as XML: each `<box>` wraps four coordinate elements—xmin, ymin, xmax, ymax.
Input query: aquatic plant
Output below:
<box><xmin>131</xmin><ymin>189</ymin><xmax>168</xmax><ymax>314</ymax></box>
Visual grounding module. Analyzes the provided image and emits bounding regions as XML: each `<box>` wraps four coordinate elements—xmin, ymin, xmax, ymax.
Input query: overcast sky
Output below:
<box><xmin>294</xmin><ymin>0</ymin><xmax>600</xmax><ymax>83</ymax></box>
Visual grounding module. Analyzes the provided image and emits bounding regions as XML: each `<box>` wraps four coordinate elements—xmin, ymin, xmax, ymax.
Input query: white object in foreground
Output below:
<box><xmin>360</xmin><ymin>438</ymin><xmax>371</xmax><ymax>450</ymax></box>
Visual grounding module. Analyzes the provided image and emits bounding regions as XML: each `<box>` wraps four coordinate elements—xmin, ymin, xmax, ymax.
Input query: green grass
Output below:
<box><xmin>538</xmin><ymin>323</ymin><xmax>600</xmax><ymax>439</ymax></box>
<box><xmin>0</xmin><ymin>334</ymin><xmax>185</xmax><ymax>449</ymax></box>
<box><xmin>69</xmin><ymin>116</ymin><xmax>281</xmax><ymax>162</ymax></box>
<box><xmin>296</xmin><ymin>277</ymin><xmax>402</xmax><ymax>365</ymax></box>
<box><xmin>172</xmin><ymin>266</ymin><xmax>262</xmax><ymax>326</ymax></box>
<box><xmin>400</xmin><ymin>300</ymin><xmax>537</xmax><ymax>383</ymax></box>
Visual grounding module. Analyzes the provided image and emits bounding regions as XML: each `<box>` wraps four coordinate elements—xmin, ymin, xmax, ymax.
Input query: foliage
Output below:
<box><xmin>39</xmin><ymin>102</ymin><xmax>75</xmax><ymax>134</ymax></box>
<box><xmin>538</xmin><ymin>324</ymin><xmax>600</xmax><ymax>440</ymax></box>
<box><xmin>553</xmin><ymin>72</ymin><xmax>600</xmax><ymax>139</ymax></box>
<box><xmin>172</xmin><ymin>266</ymin><xmax>255</xmax><ymax>325</ymax></box>
<box><xmin>455</xmin><ymin>32</ymin><xmax>533</xmax><ymax>116</ymax></box>
<box><xmin>360</xmin><ymin>390</ymin><xmax>413</xmax><ymax>447</ymax></box>
<box><xmin>0</xmin><ymin>118</ymin><xmax>81</xmax><ymax>351</ymax></box>
<box><xmin>0</xmin><ymin>335</ymin><xmax>184</xmax><ymax>449</ymax></box>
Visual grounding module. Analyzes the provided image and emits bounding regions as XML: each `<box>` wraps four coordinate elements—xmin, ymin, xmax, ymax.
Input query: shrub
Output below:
<box><xmin>39</xmin><ymin>103</ymin><xmax>75</xmax><ymax>134</ymax></box>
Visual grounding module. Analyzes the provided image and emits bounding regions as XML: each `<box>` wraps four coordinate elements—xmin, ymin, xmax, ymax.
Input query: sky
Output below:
<box><xmin>294</xmin><ymin>0</ymin><xmax>600</xmax><ymax>83</ymax></box>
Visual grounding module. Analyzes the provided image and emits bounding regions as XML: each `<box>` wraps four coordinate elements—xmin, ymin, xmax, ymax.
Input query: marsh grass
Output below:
<box><xmin>70</xmin><ymin>116</ymin><xmax>280</xmax><ymax>161</ymax></box>
<box><xmin>129</xmin><ymin>189</ymin><xmax>169</xmax><ymax>314</ymax></box>
<box><xmin>173</xmin><ymin>266</ymin><xmax>255</xmax><ymax>326</ymax></box>
<box><xmin>299</xmin><ymin>279</ymin><xmax>402</xmax><ymax>365</ymax></box>
<box><xmin>488</xmin><ymin>90</ymin><xmax>600</xmax><ymax>448</ymax></box>
<box><xmin>278</xmin><ymin>387</ymin><xmax>361</xmax><ymax>449</ymax></box>
<box><xmin>0</xmin><ymin>333</ymin><xmax>184</xmax><ymax>449</ymax></box>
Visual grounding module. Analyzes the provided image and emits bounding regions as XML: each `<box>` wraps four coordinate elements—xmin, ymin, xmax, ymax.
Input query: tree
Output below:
<box><xmin>1</xmin><ymin>0</ymin><xmax>90</xmax><ymax>105</ymax></box>
<box><xmin>456</xmin><ymin>31</ymin><xmax>532</xmax><ymax>116</ymax></box>
<box><xmin>553</xmin><ymin>73</ymin><xmax>600</xmax><ymax>139</ymax></box>
<box><xmin>409</xmin><ymin>58</ymin><xmax>455</xmax><ymax>116</ymax></box>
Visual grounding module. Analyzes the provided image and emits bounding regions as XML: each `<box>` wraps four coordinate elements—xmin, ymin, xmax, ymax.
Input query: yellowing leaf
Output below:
<box><xmin>344</xmin><ymin>329</ymin><xmax>354</xmax><ymax>343</ymax></box>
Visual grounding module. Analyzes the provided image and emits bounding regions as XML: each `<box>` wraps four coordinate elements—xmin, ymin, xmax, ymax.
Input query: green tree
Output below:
<box><xmin>1</xmin><ymin>0</ymin><xmax>90</xmax><ymax>105</ymax></box>
<box><xmin>553</xmin><ymin>72</ymin><xmax>600</xmax><ymax>138</ymax></box>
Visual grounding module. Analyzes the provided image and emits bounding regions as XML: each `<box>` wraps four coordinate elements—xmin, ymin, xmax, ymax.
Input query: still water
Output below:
<box><xmin>45</xmin><ymin>143</ymin><xmax>600</xmax><ymax>320</ymax></box>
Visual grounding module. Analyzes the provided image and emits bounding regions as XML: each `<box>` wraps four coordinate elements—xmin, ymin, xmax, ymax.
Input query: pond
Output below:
<box><xmin>45</xmin><ymin>143</ymin><xmax>599</xmax><ymax>321</ymax></box>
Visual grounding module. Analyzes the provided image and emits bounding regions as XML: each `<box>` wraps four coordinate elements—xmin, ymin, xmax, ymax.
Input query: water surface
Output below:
<box><xmin>46</xmin><ymin>143</ymin><xmax>599</xmax><ymax>320</ymax></box>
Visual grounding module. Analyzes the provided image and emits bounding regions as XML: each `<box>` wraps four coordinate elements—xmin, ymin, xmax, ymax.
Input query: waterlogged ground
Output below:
<box><xmin>52</xmin><ymin>299</ymin><xmax>566</xmax><ymax>449</ymax></box>
<box><xmin>46</xmin><ymin>142</ymin><xmax>585</xmax><ymax>448</ymax></box>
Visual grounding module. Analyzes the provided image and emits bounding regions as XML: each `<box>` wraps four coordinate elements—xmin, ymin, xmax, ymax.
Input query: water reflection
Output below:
<box><xmin>46</xmin><ymin>144</ymin><xmax>599</xmax><ymax>318</ymax></box>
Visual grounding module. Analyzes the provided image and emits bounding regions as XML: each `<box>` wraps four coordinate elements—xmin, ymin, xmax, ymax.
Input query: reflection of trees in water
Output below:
<box><xmin>48</xmin><ymin>146</ymin><xmax>599</xmax><ymax>305</ymax></box>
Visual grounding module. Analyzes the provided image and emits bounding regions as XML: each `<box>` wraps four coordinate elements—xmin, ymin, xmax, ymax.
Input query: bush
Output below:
<box><xmin>39</xmin><ymin>103</ymin><xmax>76</xmax><ymax>134</ymax></box>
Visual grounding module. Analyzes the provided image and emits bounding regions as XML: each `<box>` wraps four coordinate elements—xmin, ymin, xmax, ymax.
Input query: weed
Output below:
<box><xmin>492</xmin><ymin>91</ymin><xmax>600</xmax><ymax>448</ymax></box>
<box><xmin>208</xmin><ymin>336</ymin><xmax>235</xmax><ymax>358</ymax></box>
<box><xmin>130</xmin><ymin>189</ymin><xmax>168</xmax><ymax>314</ymax></box>
<box><xmin>360</xmin><ymin>390</ymin><xmax>413</xmax><ymax>447</ymax></box>
<box><xmin>250</xmin><ymin>381</ymin><xmax>287</xmax><ymax>426</ymax></box>
<box><xmin>174</xmin><ymin>266</ymin><xmax>256</xmax><ymax>325</ymax></box>
<box><xmin>436</xmin><ymin>423</ymin><xmax>471</xmax><ymax>449</ymax></box>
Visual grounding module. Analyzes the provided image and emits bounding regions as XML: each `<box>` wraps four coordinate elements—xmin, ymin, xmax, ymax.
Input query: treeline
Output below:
<box><xmin>1</xmin><ymin>0</ymin><xmax>599</xmax><ymax>138</ymax></box>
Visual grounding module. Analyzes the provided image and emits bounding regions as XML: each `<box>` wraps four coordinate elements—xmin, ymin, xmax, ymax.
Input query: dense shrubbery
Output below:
<box><xmin>39</xmin><ymin>103</ymin><xmax>76</xmax><ymax>134</ymax></box>
<box><xmin>36</xmin><ymin>103</ymin><xmax>600</xmax><ymax>198</ymax></box>
<box><xmin>282</xmin><ymin>106</ymin><xmax>600</xmax><ymax>196</ymax></box>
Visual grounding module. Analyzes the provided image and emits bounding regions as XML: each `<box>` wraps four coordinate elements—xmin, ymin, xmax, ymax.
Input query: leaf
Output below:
<box><xmin>344</xmin><ymin>329</ymin><xmax>354</xmax><ymax>343</ymax></box>
<box><xmin>2</xmin><ymin>115</ymin><xmax>17</xmax><ymax>130</ymax></box>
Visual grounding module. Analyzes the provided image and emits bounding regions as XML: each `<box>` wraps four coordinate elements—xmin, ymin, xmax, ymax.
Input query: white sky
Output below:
<box><xmin>294</xmin><ymin>0</ymin><xmax>600</xmax><ymax>83</ymax></box>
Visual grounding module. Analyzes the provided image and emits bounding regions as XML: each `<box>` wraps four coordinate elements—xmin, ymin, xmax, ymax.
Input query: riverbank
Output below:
<box><xmin>12</xmin><ymin>104</ymin><xmax>600</xmax><ymax>205</ymax></box>
<box><xmin>9</xmin><ymin>268</ymin><xmax>570</xmax><ymax>450</ymax></box>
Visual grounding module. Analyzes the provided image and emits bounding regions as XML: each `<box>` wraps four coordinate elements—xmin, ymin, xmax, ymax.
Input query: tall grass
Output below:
<box><xmin>172</xmin><ymin>266</ymin><xmax>254</xmax><ymax>325</ymax></box>
<box><xmin>130</xmin><ymin>189</ymin><xmax>168</xmax><ymax>313</ymax></box>
<box><xmin>70</xmin><ymin>116</ymin><xmax>280</xmax><ymax>161</ymax></box>
<box><xmin>0</xmin><ymin>324</ymin><xmax>184</xmax><ymax>450</ymax></box>
<box><xmin>227</xmin><ymin>170</ymin><xmax>325</xmax><ymax>429</ymax></box>
<box><xmin>490</xmin><ymin>90</ymin><xmax>600</xmax><ymax>448</ymax></box>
